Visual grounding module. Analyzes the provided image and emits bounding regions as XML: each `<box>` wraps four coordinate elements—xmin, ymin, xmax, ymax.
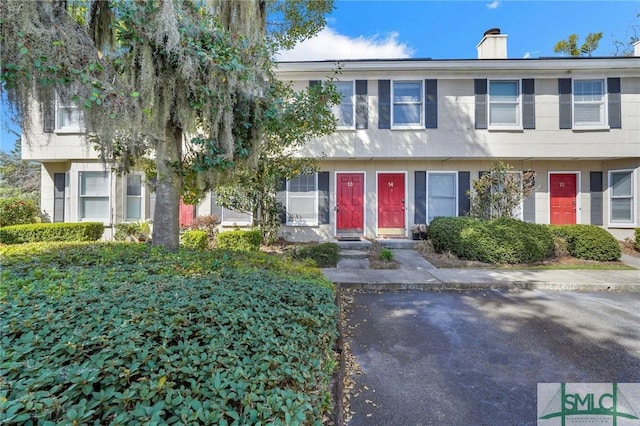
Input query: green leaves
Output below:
<box><xmin>1</xmin><ymin>242</ymin><xmax>337</xmax><ymax>424</ymax></box>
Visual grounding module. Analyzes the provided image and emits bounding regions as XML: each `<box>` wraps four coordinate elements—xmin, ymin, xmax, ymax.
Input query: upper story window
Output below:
<box><xmin>489</xmin><ymin>80</ymin><xmax>521</xmax><ymax>128</ymax></box>
<box><xmin>573</xmin><ymin>79</ymin><xmax>606</xmax><ymax>127</ymax></box>
<box><xmin>55</xmin><ymin>94</ymin><xmax>83</xmax><ymax>132</ymax></box>
<box><xmin>333</xmin><ymin>81</ymin><xmax>355</xmax><ymax>129</ymax></box>
<box><xmin>125</xmin><ymin>174</ymin><xmax>143</xmax><ymax>221</ymax></box>
<box><xmin>79</xmin><ymin>171</ymin><xmax>110</xmax><ymax>223</ymax></box>
<box><xmin>392</xmin><ymin>81</ymin><xmax>422</xmax><ymax>127</ymax></box>
<box><xmin>287</xmin><ymin>173</ymin><xmax>318</xmax><ymax>226</ymax></box>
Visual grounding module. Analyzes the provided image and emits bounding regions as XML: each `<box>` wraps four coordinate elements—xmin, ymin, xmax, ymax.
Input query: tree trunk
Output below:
<box><xmin>152</xmin><ymin>125</ymin><xmax>182</xmax><ymax>249</ymax></box>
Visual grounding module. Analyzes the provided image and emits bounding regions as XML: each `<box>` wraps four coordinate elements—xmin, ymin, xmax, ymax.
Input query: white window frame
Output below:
<box><xmin>488</xmin><ymin>79</ymin><xmax>522</xmax><ymax>129</ymax></box>
<box><xmin>426</xmin><ymin>171</ymin><xmax>458</xmax><ymax>224</ymax></box>
<box><xmin>78</xmin><ymin>171</ymin><xmax>111</xmax><ymax>224</ymax></box>
<box><xmin>608</xmin><ymin>169</ymin><xmax>636</xmax><ymax>227</ymax></box>
<box><xmin>573</xmin><ymin>79</ymin><xmax>607</xmax><ymax>129</ymax></box>
<box><xmin>286</xmin><ymin>173</ymin><xmax>319</xmax><ymax>226</ymax></box>
<box><xmin>221</xmin><ymin>207</ymin><xmax>253</xmax><ymax>227</ymax></box>
<box><xmin>333</xmin><ymin>81</ymin><xmax>355</xmax><ymax>129</ymax></box>
<box><xmin>124</xmin><ymin>173</ymin><xmax>145</xmax><ymax>222</ymax></box>
<box><xmin>55</xmin><ymin>92</ymin><xmax>83</xmax><ymax>133</ymax></box>
<box><xmin>391</xmin><ymin>80</ymin><xmax>423</xmax><ymax>128</ymax></box>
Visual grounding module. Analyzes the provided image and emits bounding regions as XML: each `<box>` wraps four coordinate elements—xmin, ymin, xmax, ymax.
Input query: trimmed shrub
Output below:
<box><xmin>549</xmin><ymin>224</ymin><xmax>621</xmax><ymax>261</ymax></box>
<box><xmin>292</xmin><ymin>243</ymin><xmax>339</xmax><ymax>268</ymax></box>
<box><xmin>0</xmin><ymin>197</ymin><xmax>39</xmax><ymax>227</ymax></box>
<box><xmin>1</xmin><ymin>243</ymin><xmax>337</xmax><ymax>425</ymax></box>
<box><xmin>181</xmin><ymin>229</ymin><xmax>208</xmax><ymax>250</ymax></box>
<box><xmin>428</xmin><ymin>216</ymin><xmax>554</xmax><ymax>264</ymax></box>
<box><xmin>184</xmin><ymin>215</ymin><xmax>220</xmax><ymax>248</ymax></box>
<box><xmin>0</xmin><ymin>222</ymin><xmax>104</xmax><ymax>244</ymax></box>
<box><xmin>635</xmin><ymin>228</ymin><xmax>640</xmax><ymax>252</ymax></box>
<box><xmin>114</xmin><ymin>222</ymin><xmax>142</xmax><ymax>241</ymax></box>
<box><xmin>216</xmin><ymin>229</ymin><xmax>262</xmax><ymax>251</ymax></box>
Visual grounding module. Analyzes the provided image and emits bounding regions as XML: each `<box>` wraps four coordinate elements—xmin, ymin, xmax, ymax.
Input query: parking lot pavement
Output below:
<box><xmin>343</xmin><ymin>289</ymin><xmax>640</xmax><ymax>426</ymax></box>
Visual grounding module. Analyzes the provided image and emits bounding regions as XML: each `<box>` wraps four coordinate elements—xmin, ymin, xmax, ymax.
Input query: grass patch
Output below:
<box><xmin>1</xmin><ymin>242</ymin><xmax>337</xmax><ymax>425</ymax></box>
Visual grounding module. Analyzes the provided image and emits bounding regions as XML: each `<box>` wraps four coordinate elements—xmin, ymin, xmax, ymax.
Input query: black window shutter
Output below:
<box><xmin>414</xmin><ymin>171</ymin><xmax>426</xmax><ymax>224</ymax></box>
<box><xmin>522</xmin><ymin>172</ymin><xmax>536</xmax><ymax>223</ymax></box>
<box><xmin>53</xmin><ymin>173</ymin><xmax>65</xmax><ymax>222</ymax></box>
<box><xmin>590</xmin><ymin>172</ymin><xmax>603</xmax><ymax>226</ymax></box>
<box><xmin>474</xmin><ymin>79</ymin><xmax>488</xmax><ymax>129</ymax></box>
<box><xmin>607</xmin><ymin>78</ymin><xmax>621</xmax><ymax>129</ymax></box>
<box><xmin>522</xmin><ymin>79</ymin><xmax>535</xmax><ymax>129</ymax></box>
<box><xmin>318</xmin><ymin>172</ymin><xmax>330</xmax><ymax>225</ymax></box>
<box><xmin>457</xmin><ymin>172</ymin><xmax>470</xmax><ymax>216</ymax></box>
<box><xmin>355</xmin><ymin>80</ymin><xmax>368</xmax><ymax>130</ymax></box>
<box><xmin>424</xmin><ymin>79</ymin><xmax>438</xmax><ymax>129</ymax></box>
<box><xmin>276</xmin><ymin>178</ymin><xmax>287</xmax><ymax>224</ymax></box>
<box><xmin>558</xmin><ymin>78</ymin><xmax>572</xmax><ymax>129</ymax></box>
<box><xmin>378</xmin><ymin>80</ymin><xmax>391</xmax><ymax>129</ymax></box>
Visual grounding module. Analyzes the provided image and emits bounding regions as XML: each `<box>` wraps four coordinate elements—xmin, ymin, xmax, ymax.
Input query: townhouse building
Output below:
<box><xmin>21</xmin><ymin>30</ymin><xmax>640</xmax><ymax>241</ymax></box>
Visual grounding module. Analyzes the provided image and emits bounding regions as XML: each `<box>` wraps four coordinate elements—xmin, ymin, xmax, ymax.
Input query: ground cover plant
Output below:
<box><xmin>0</xmin><ymin>242</ymin><xmax>337</xmax><ymax>425</ymax></box>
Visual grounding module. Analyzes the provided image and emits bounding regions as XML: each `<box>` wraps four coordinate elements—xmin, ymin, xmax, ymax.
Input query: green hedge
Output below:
<box><xmin>292</xmin><ymin>243</ymin><xmax>339</xmax><ymax>268</ymax></box>
<box><xmin>181</xmin><ymin>229</ymin><xmax>208</xmax><ymax>250</ymax></box>
<box><xmin>548</xmin><ymin>224</ymin><xmax>621</xmax><ymax>261</ymax></box>
<box><xmin>216</xmin><ymin>229</ymin><xmax>262</xmax><ymax>251</ymax></box>
<box><xmin>0</xmin><ymin>222</ymin><xmax>104</xmax><ymax>244</ymax></box>
<box><xmin>0</xmin><ymin>242</ymin><xmax>337</xmax><ymax>425</ymax></box>
<box><xmin>635</xmin><ymin>228</ymin><xmax>640</xmax><ymax>252</ymax></box>
<box><xmin>0</xmin><ymin>197</ymin><xmax>39</xmax><ymax>227</ymax></box>
<box><xmin>427</xmin><ymin>216</ymin><xmax>554</xmax><ymax>264</ymax></box>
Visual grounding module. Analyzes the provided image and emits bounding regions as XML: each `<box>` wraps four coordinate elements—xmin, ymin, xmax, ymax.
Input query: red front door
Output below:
<box><xmin>179</xmin><ymin>198</ymin><xmax>196</xmax><ymax>227</ymax></box>
<box><xmin>336</xmin><ymin>173</ymin><xmax>364</xmax><ymax>231</ymax></box>
<box><xmin>378</xmin><ymin>173</ymin><xmax>405</xmax><ymax>231</ymax></box>
<box><xmin>550</xmin><ymin>174</ymin><xmax>577</xmax><ymax>225</ymax></box>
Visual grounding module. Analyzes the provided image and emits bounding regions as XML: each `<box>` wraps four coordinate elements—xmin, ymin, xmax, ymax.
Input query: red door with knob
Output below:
<box><xmin>550</xmin><ymin>173</ymin><xmax>577</xmax><ymax>225</ymax></box>
<box><xmin>336</xmin><ymin>173</ymin><xmax>364</xmax><ymax>230</ymax></box>
<box><xmin>377</xmin><ymin>173</ymin><xmax>405</xmax><ymax>230</ymax></box>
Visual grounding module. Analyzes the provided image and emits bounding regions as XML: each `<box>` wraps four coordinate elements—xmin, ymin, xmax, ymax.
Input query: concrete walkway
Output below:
<box><xmin>322</xmin><ymin>243</ymin><xmax>640</xmax><ymax>291</ymax></box>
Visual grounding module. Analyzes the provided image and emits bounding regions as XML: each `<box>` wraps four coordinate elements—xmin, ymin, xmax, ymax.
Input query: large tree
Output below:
<box><xmin>0</xmin><ymin>139</ymin><xmax>41</xmax><ymax>199</ymax></box>
<box><xmin>0</xmin><ymin>0</ymin><xmax>334</xmax><ymax>248</ymax></box>
<box><xmin>553</xmin><ymin>32</ymin><xmax>603</xmax><ymax>57</ymax></box>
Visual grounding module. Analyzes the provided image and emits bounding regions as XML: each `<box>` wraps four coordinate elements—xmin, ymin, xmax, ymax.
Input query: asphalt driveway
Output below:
<box><xmin>343</xmin><ymin>289</ymin><xmax>640</xmax><ymax>425</ymax></box>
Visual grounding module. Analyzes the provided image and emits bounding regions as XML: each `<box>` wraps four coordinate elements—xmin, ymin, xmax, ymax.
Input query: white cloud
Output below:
<box><xmin>486</xmin><ymin>0</ymin><xmax>500</xmax><ymax>9</ymax></box>
<box><xmin>523</xmin><ymin>52</ymin><xmax>530</xmax><ymax>59</ymax></box>
<box><xmin>277</xmin><ymin>27</ymin><xmax>414</xmax><ymax>61</ymax></box>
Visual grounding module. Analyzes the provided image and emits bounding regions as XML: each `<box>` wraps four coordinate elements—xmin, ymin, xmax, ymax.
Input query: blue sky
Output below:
<box><xmin>2</xmin><ymin>0</ymin><xmax>639</xmax><ymax>152</ymax></box>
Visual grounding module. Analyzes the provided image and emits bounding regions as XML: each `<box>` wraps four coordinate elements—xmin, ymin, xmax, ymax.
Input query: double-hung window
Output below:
<box><xmin>427</xmin><ymin>172</ymin><xmax>457</xmax><ymax>223</ymax></box>
<box><xmin>55</xmin><ymin>93</ymin><xmax>83</xmax><ymax>132</ymax></box>
<box><xmin>392</xmin><ymin>81</ymin><xmax>422</xmax><ymax>127</ymax></box>
<box><xmin>287</xmin><ymin>174</ymin><xmax>318</xmax><ymax>226</ymax></box>
<box><xmin>573</xmin><ymin>79</ymin><xmax>606</xmax><ymax>127</ymax></box>
<box><xmin>609</xmin><ymin>170</ymin><xmax>634</xmax><ymax>225</ymax></box>
<box><xmin>125</xmin><ymin>174</ymin><xmax>143</xmax><ymax>221</ymax></box>
<box><xmin>79</xmin><ymin>171</ymin><xmax>110</xmax><ymax>223</ymax></box>
<box><xmin>333</xmin><ymin>81</ymin><xmax>355</xmax><ymax>129</ymax></box>
<box><xmin>489</xmin><ymin>80</ymin><xmax>520</xmax><ymax>128</ymax></box>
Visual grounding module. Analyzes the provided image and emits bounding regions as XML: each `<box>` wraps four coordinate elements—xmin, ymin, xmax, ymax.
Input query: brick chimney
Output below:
<box><xmin>477</xmin><ymin>28</ymin><xmax>508</xmax><ymax>59</ymax></box>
